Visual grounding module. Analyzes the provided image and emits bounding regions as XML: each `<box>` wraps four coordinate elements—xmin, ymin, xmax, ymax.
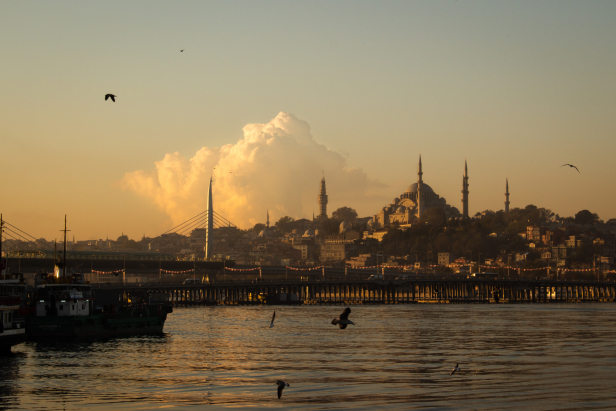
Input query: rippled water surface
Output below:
<box><xmin>2</xmin><ymin>304</ymin><xmax>616</xmax><ymax>410</ymax></box>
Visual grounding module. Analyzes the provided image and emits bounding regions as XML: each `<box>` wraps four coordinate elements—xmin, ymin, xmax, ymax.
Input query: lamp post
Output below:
<box><xmin>478</xmin><ymin>253</ymin><xmax>482</xmax><ymax>274</ymax></box>
<box><xmin>376</xmin><ymin>252</ymin><xmax>383</xmax><ymax>279</ymax></box>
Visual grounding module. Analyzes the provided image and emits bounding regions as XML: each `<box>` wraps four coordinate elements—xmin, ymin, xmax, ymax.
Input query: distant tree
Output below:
<box><xmin>253</xmin><ymin>223</ymin><xmax>265</xmax><ymax>233</ymax></box>
<box><xmin>574</xmin><ymin>210</ymin><xmax>599</xmax><ymax>225</ymax></box>
<box><xmin>332</xmin><ymin>207</ymin><xmax>358</xmax><ymax>222</ymax></box>
<box><xmin>275</xmin><ymin>216</ymin><xmax>295</xmax><ymax>234</ymax></box>
<box><xmin>322</xmin><ymin>217</ymin><xmax>341</xmax><ymax>235</ymax></box>
<box><xmin>419</xmin><ymin>207</ymin><xmax>447</xmax><ymax>227</ymax></box>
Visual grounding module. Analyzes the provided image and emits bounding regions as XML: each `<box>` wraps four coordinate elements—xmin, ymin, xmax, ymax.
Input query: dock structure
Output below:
<box><xmin>97</xmin><ymin>278</ymin><xmax>616</xmax><ymax>307</ymax></box>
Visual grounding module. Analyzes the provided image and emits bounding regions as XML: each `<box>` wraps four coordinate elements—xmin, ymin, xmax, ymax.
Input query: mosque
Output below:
<box><xmin>370</xmin><ymin>156</ymin><xmax>470</xmax><ymax>229</ymax></box>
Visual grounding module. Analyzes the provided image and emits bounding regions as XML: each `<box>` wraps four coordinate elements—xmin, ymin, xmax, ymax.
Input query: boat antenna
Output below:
<box><xmin>60</xmin><ymin>215</ymin><xmax>71</xmax><ymax>278</ymax></box>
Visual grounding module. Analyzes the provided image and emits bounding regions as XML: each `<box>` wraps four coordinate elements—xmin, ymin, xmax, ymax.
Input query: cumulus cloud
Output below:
<box><xmin>121</xmin><ymin>112</ymin><xmax>386</xmax><ymax>229</ymax></box>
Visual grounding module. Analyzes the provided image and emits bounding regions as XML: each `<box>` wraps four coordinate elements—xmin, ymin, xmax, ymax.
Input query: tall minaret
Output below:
<box><xmin>205</xmin><ymin>177</ymin><xmax>213</xmax><ymax>259</ymax></box>
<box><xmin>461</xmin><ymin>160</ymin><xmax>469</xmax><ymax>218</ymax></box>
<box><xmin>266</xmin><ymin>210</ymin><xmax>270</xmax><ymax>228</ymax></box>
<box><xmin>504</xmin><ymin>178</ymin><xmax>510</xmax><ymax>213</ymax></box>
<box><xmin>417</xmin><ymin>155</ymin><xmax>424</xmax><ymax>219</ymax></box>
<box><xmin>318</xmin><ymin>175</ymin><xmax>328</xmax><ymax>218</ymax></box>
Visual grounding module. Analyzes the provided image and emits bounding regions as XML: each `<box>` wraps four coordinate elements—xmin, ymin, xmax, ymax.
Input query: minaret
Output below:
<box><xmin>318</xmin><ymin>175</ymin><xmax>328</xmax><ymax>218</ymax></box>
<box><xmin>462</xmin><ymin>160</ymin><xmax>469</xmax><ymax>218</ymax></box>
<box><xmin>266</xmin><ymin>210</ymin><xmax>270</xmax><ymax>228</ymax></box>
<box><xmin>205</xmin><ymin>177</ymin><xmax>213</xmax><ymax>260</ymax></box>
<box><xmin>417</xmin><ymin>155</ymin><xmax>423</xmax><ymax>219</ymax></box>
<box><xmin>505</xmin><ymin>178</ymin><xmax>510</xmax><ymax>213</ymax></box>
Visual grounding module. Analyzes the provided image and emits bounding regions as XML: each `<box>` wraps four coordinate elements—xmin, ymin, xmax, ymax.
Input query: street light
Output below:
<box><xmin>478</xmin><ymin>253</ymin><xmax>482</xmax><ymax>274</ymax></box>
<box><xmin>376</xmin><ymin>252</ymin><xmax>383</xmax><ymax>279</ymax></box>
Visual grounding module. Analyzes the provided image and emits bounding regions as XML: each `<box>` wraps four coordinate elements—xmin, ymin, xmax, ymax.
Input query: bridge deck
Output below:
<box><xmin>90</xmin><ymin>278</ymin><xmax>616</xmax><ymax>306</ymax></box>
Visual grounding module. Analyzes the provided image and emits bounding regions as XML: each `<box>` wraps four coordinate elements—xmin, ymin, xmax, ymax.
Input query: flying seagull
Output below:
<box><xmin>276</xmin><ymin>380</ymin><xmax>289</xmax><ymax>399</ymax></box>
<box><xmin>266</xmin><ymin>311</ymin><xmax>275</xmax><ymax>329</ymax></box>
<box><xmin>561</xmin><ymin>164</ymin><xmax>580</xmax><ymax>173</ymax></box>
<box><xmin>104</xmin><ymin>94</ymin><xmax>116</xmax><ymax>102</ymax></box>
<box><xmin>331</xmin><ymin>307</ymin><xmax>354</xmax><ymax>329</ymax></box>
<box><xmin>180</xmin><ymin>49</ymin><xmax>184</xmax><ymax>52</ymax></box>
<box><xmin>450</xmin><ymin>363</ymin><xmax>461</xmax><ymax>376</ymax></box>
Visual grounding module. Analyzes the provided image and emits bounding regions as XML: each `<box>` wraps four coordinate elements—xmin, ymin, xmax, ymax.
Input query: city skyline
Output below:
<box><xmin>2</xmin><ymin>1</ymin><xmax>615</xmax><ymax>240</ymax></box>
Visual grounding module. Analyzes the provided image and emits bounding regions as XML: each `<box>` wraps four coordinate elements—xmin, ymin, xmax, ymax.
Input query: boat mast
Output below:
<box><xmin>60</xmin><ymin>215</ymin><xmax>70</xmax><ymax>278</ymax></box>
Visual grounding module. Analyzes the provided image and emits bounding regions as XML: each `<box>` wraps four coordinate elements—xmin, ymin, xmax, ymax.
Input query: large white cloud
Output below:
<box><xmin>122</xmin><ymin>112</ymin><xmax>386</xmax><ymax>229</ymax></box>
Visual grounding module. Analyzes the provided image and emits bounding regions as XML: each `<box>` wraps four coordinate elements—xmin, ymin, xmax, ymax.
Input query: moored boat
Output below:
<box><xmin>23</xmin><ymin>216</ymin><xmax>172</xmax><ymax>340</ymax></box>
<box><xmin>0</xmin><ymin>274</ymin><xmax>27</xmax><ymax>354</ymax></box>
<box><xmin>25</xmin><ymin>272</ymin><xmax>172</xmax><ymax>339</ymax></box>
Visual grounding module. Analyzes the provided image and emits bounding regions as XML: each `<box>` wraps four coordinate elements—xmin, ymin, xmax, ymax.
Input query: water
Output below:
<box><xmin>2</xmin><ymin>304</ymin><xmax>616</xmax><ymax>410</ymax></box>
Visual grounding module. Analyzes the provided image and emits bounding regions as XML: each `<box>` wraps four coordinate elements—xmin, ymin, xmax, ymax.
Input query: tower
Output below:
<box><xmin>461</xmin><ymin>160</ymin><xmax>469</xmax><ymax>218</ymax></box>
<box><xmin>205</xmin><ymin>177</ymin><xmax>213</xmax><ymax>259</ymax></box>
<box><xmin>318</xmin><ymin>176</ymin><xmax>328</xmax><ymax>218</ymax></box>
<box><xmin>266</xmin><ymin>209</ymin><xmax>270</xmax><ymax>228</ymax></box>
<box><xmin>505</xmin><ymin>178</ymin><xmax>510</xmax><ymax>213</ymax></box>
<box><xmin>417</xmin><ymin>155</ymin><xmax>424</xmax><ymax>219</ymax></box>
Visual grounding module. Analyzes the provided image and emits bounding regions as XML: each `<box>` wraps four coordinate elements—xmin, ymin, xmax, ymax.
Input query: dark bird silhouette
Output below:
<box><xmin>266</xmin><ymin>311</ymin><xmax>275</xmax><ymax>329</ymax></box>
<box><xmin>276</xmin><ymin>380</ymin><xmax>289</xmax><ymax>399</ymax></box>
<box><xmin>180</xmin><ymin>49</ymin><xmax>184</xmax><ymax>52</ymax></box>
<box><xmin>561</xmin><ymin>164</ymin><xmax>580</xmax><ymax>173</ymax></box>
<box><xmin>104</xmin><ymin>94</ymin><xmax>116</xmax><ymax>102</ymax></box>
<box><xmin>450</xmin><ymin>363</ymin><xmax>461</xmax><ymax>375</ymax></box>
<box><xmin>331</xmin><ymin>307</ymin><xmax>354</xmax><ymax>329</ymax></box>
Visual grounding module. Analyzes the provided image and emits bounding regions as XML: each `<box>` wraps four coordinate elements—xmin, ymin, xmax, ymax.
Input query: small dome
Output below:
<box><xmin>396</xmin><ymin>206</ymin><xmax>406</xmax><ymax>213</ymax></box>
<box><xmin>303</xmin><ymin>228</ymin><xmax>315</xmax><ymax>237</ymax></box>
<box><xmin>393</xmin><ymin>197</ymin><xmax>400</xmax><ymax>205</ymax></box>
<box><xmin>339</xmin><ymin>221</ymin><xmax>352</xmax><ymax>233</ymax></box>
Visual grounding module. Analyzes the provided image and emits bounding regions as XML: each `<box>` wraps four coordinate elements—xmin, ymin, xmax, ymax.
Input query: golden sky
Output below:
<box><xmin>1</xmin><ymin>1</ymin><xmax>615</xmax><ymax>240</ymax></box>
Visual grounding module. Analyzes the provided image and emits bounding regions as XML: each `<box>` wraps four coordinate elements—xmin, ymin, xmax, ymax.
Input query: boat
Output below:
<box><xmin>23</xmin><ymin>216</ymin><xmax>173</xmax><ymax>339</ymax></box>
<box><xmin>0</xmin><ymin>274</ymin><xmax>27</xmax><ymax>354</ymax></box>
<box><xmin>0</xmin><ymin>214</ymin><xmax>27</xmax><ymax>353</ymax></box>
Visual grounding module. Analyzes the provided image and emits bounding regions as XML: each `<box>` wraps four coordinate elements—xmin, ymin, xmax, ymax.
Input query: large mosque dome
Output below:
<box><xmin>405</xmin><ymin>183</ymin><xmax>435</xmax><ymax>194</ymax></box>
<box><xmin>370</xmin><ymin>156</ymin><xmax>463</xmax><ymax>228</ymax></box>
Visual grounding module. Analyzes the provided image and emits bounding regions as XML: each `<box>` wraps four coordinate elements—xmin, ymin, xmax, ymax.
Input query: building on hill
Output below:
<box><xmin>370</xmin><ymin>156</ymin><xmax>462</xmax><ymax>229</ymax></box>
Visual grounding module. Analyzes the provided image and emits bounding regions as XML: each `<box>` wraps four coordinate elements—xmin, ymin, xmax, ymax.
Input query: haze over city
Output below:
<box><xmin>2</xmin><ymin>1</ymin><xmax>615</xmax><ymax>240</ymax></box>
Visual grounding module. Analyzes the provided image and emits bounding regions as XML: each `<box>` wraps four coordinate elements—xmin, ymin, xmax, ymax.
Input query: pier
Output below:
<box><xmin>97</xmin><ymin>278</ymin><xmax>616</xmax><ymax>306</ymax></box>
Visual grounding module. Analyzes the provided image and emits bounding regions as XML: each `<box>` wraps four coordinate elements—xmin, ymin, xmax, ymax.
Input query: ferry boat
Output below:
<box><xmin>0</xmin><ymin>274</ymin><xmax>27</xmax><ymax>354</ymax></box>
<box><xmin>25</xmin><ymin>272</ymin><xmax>172</xmax><ymax>339</ymax></box>
<box><xmin>23</xmin><ymin>216</ymin><xmax>172</xmax><ymax>339</ymax></box>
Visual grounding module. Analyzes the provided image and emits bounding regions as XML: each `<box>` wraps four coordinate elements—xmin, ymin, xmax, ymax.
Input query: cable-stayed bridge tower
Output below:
<box><xmin>205</xmin><ymin>177</ymin><xmax>213</xmax><ymax>260</ymax></box>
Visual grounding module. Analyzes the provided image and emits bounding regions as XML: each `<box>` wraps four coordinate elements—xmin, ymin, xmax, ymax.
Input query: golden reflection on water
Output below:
<box><xmin>2</xmin><ymin>304</ymin><xmax>616</xmax><ymax>410</ymax></box>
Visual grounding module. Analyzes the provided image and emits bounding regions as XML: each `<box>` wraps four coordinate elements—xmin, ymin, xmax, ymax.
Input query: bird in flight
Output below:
<box><xmin>331</xmin><ymin>307</ymin><xmax>354</xmax><ymax>329</ymax></box>
<box><xmin>266</xmin><ymin>311</ymin><xmax>275</xmax><ymax>329</ymax></box>
<box><xmin>450</xmin><ymin>363</ymin><xmax>461</xmax><ymax>375</ymax></box>
<box><xmin>561</xmin><ymin>164</ymin><xmax>580</xmax><ymax>173</ymax></box>
<box><xmin>180</xmin><ymin>49</ymin><xmax>184</xmax><ymax>52</ymax></box>
<box><xmin>105</xmin><ymin>94</ymin><xmax>116</xmax><ymax>102</ymax></box>
<box><xmin>276</xmin><ymin>380</ymin><xmax>289</xmax><ymax>399</ymax></box>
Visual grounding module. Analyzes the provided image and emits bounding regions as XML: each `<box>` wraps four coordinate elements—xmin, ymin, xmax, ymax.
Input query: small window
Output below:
<box><xmin>72</xmin><ymin>305</ymin><xmax>75</xmax><ymax>310</ymax></box>
<box><xmin>59</xmin><ymin>305</ymin><xmax>64</xmax><ymax>310</ymax></box>
<box><xmin>82</xmin><ymin>304</ymin><xmax>85</xmax><ymax>310</ymax></box>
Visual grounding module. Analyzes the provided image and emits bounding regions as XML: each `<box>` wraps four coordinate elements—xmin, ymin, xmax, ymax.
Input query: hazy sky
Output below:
<box><xmin>1</xmin><ymin>1</ymin><xmax>615</xmax><ymax>241</ymax></box>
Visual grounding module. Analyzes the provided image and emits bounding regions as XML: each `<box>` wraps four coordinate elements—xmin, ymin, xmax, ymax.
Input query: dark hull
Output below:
<box><xmin>25</xmin><ymin>312</ymin><xmax>168</xmax><ymax>339</ymax></box>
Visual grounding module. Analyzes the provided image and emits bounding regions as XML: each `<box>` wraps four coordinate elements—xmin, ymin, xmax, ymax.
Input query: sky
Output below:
<box><xmin>1</xmin><ymin>0</ymin><xmax>615</xmax><ymax>241</ymax></box>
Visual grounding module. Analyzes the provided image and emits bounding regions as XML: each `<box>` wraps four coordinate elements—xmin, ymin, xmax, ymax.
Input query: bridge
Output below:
<box><xmin>94</xmin><ymin>276</ymin><xmax>616</xmax><ymax>307</ymax></box>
